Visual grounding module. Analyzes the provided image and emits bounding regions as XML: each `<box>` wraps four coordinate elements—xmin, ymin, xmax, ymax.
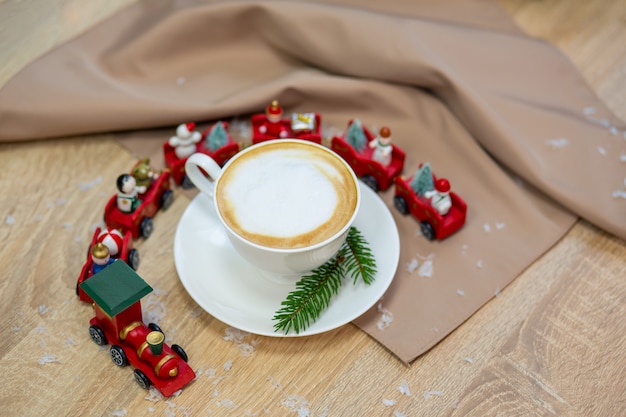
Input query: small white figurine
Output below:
<box><xmin>369</xmin><ymin>126</ymin><xmax>393</xmax><ymax>166</ymax></box>
<box><xmin>424</xmin><ymin>178</ymin><xmax>452</xmax><ymax>216</ymax></box>
<box><xmin>169</xmin><ymin>122</ymin><xmax>201</xmax><ymax>159</ymax></box>
<box><xmin>116</xmin><ymin>174</ymin><xmax>146</xmax><ymax>213</ymax></box>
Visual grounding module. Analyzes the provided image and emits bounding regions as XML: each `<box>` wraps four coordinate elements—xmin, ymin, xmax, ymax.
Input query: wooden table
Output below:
<box><xmin>1</xmin><ymin>1</ymin><xmax>624</xmax><ymax>415</ymax></box>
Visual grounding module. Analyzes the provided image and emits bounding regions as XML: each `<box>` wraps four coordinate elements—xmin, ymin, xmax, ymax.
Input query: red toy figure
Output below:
<box><xmin>331</xmin><ymin>119</ymin><xmax>405</xmax><ymax>191</ymax></box>
<box><xmin>76</xmin><ymin>227</ymin><xmax>139</xmax><ymax>303</ymax></box>
<box><xmin>393</xmin><ymin>163</ymin><xmax>467</xmax><ymax>240</ymax></box>
<box><xmin>104</xmin><ymin>161</ymin><xmax>173</xmax><ymax>239</ymax></box>
<box><xmin>251</xmin><ymin>100</ymin><xmax>322</xmax><ymax>144</ymax></box>
<box><xmin>258</xmin><ymin>100</ymin><xmax>290</xmax><ymax>139</ymax></box>
<box><xmin>168</xmin><ymin>122</ymin><xmax>202</xmax><ymax>159</ymax></box>
<box><xmin>80</xmin><ymin>261</ymin><xmax>195</xmax><ymax>397</ymax></box>
<box><xmin>163</xmin><ymin>121</ymin><xmax>240</xmax><ymax>188</ymax></box>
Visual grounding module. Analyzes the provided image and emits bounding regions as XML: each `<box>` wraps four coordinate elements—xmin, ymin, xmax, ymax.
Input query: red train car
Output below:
<box><xmin>330</xmin><ymin>120</ymin><xmax>405</xmax><ymax>192</ymax></box>
<box><xmin>163</xmin><ymin>121</ymin><xmax>240</xmax><ymax>188</ymax></box>
<box><xmin>251</xmin><ymin>112</ymin><xmax>322</xmax><ymax>145</ymax></box>
<box><xmin>76</xmin><ymin>227</ymin><xmax>139</xmax><ymax>303</ymax></box>
<box><xmin>80</xmin><ymin>261</ymin><xmax>196</xmax><ymax>397</ymax></box>
<box><xmin>393</xmin><ymin>174</ymin><xmax>467</xmax><ymax>240</ymax></box>
<box><xmin>104</xmin><ymin>165</ymin><xmax>173</xmax><ymax>239</ymax></box>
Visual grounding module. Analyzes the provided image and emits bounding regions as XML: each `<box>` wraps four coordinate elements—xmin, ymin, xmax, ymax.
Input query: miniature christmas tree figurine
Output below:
<box><xmin>116</xmin><ymin>174</ymin><xmax>145</xmax><ymax>213</ymax></box>
<box><xmin>424</xmin><ymin>178</ymin><xmax>452</xmax><ymax>216</ymax></box>
<box><xmin>132</xmin><ymin>158</ymin><xmax>159</xmax><ymax>189</ymax></box>
<box><xmin>169</xmin><ymin>122</ymin><xmax>201</xmax><ymax>159</ymax></box>
<box><xmin>345</xmin><ymin>119</ymin><xmax>368</xmax><ymax>152</ymax></box>
<box><xmin>410</xmin><ymin>163</ymin><xmax>434</xmax><ymax>196</ymax></box>
<box><xmin>369</xmin><ymin>126</ymin><xmax>393</xmax><ymax>166</ymax></box>
<box><xmin>205</xmin><ymin>121</ymin><xmax>228</xmax><ymax>151</ymax></box>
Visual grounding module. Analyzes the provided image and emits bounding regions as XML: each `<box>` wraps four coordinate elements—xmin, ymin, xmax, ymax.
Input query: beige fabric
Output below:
<box><xmin>1</xmin><ymin>0</ymin><xmax>624</xmax><ymax>363</ymax></box>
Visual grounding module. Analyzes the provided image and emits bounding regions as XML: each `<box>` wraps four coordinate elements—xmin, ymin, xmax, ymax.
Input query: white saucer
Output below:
<box><xmin>173</xmin><ymin>182</ymin><xmax>400</xmax><ymax>337</ymax></box>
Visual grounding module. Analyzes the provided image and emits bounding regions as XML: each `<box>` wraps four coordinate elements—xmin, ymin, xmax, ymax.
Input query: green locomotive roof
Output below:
<box><xmin>79</xmin><ymin>260</ymin><xmax>153</xmax><ymax>317</ymax></box>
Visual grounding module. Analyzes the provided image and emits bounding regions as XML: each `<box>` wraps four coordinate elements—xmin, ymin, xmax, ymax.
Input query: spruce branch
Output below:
<box><xmin>272</xmin><ymin>227</ymin><xmax>377</xmax><ymax>334</ymax></box>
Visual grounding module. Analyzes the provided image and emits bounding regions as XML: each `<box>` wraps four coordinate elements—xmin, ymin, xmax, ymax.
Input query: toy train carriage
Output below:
<box><xmin>330</xmin><ymin>121</ymin><xmax>405</xmax><ymax>192</ymax></box>
<box><xmin>104</xmin><ymin>166</ymin><xmax>173</xmax><ymax>239</ymax></box>
<box><xmin>80</xmin><ymin>261</ymin><xmax>195</xmax><ymax>397</ymax></box>
<box><xmin>163</xmin><ymin>121</ymin><xmax>240</xmax><ymax>188</ymax></box>
<box><xmin>393</xmin><ymin>175</ymin><xmax>467</xmax><ymax>240</ymax></box>
<box><xmin>76</xmin><ymin>227</ymin><xmax>139</xmax><ymax>303</ymax></box>
<box><xmin>251</xmin><ymin>112</ymin><xmax>322</xmax><ymax>145</ymax></box>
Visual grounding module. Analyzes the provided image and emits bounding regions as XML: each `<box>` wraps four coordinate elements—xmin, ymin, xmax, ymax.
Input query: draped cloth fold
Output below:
<box><xmin>1</xmin><ymin>0</ymin><xmax>624</xmax><ymax>362</ymax></box>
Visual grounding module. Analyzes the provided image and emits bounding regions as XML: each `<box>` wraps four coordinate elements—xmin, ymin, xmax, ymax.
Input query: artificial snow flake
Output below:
<box><xmin>6</xmin><ymin>215</ymin><xmax>15</xmax><ymax>225</ymax></box>
<box><xmin>142</xmin><ymin>291</ymin><xmax>168</xmax><ymax>325</ymax></box>
<box><xmin>38</xmin><ymin>354</ymin><xmax>61</xmax><ymax>365</ymax></box>
<box><xmin>476</xmin><ymin>260</ymin><xmax>483</xmax><ymax>269</ymax></box>
<box><xmin>406</xmin><ymin>258</ymin><xmax>419</xmax><ymax>273</ymax></box>
<box><xmin>612</xmin><ymin>190</ymin><xmax>626</xmax><ymax>199</ymax></box>
<box><xmin>463</xmin><ymin>357</ymin><xmax>475</xmax><ymax>364</ymax></box>
<box><xmin>393</xmin><ymin>412</ymin><xmax>408</xmax><ymax>417</ymax></box>
<box><xmin>546</xmin><ymin>138</ymin><xmax>569</xmax><ymax>149</ymax></box>
<box><xmin>598</xmin><ymin>146</ymin><xmax>607</xmax><ymax>156</ymax></box>
<box><xmin>78</xmin><ymin>176</ymin><xmax>102</xmax><ymax>191</ymax></box>
<box><xmin>223</xmin><ymin>360</ymin><xmax>233</xmax><ymax>371</ymax></box>
<box><xmin>418</xmin><ymin>259</ymin><xmax>433</xmax><ymax>277</ymax></box>
<box><xmin>382</xmin><ymin>399</ymin><xmax>396</xmax><ymax>406</ymax></box>
<box><xmin>376</xmin><ymin>304</ymin><xmax>394</xmax><ymax>330</ymax></box>
<box><xmin>610</xmin><ymin>126</ymin><xmax>619</xmax><ymax>135</ymax></box>
<box><xmin>456</xmin><ymin>289</ymin><xmax>465</xmax><ymax>296</ymax></box>
<box><xmin>144</xmin><ymin>387</ymin><xmax>165</xmax><ymax>402</ymax></box>
<box><xmin>224</xmin><ymin>327</ymin><xmax>258</xmax><ymax>356</ymax></box>
<box><xmin>423</xmin><ymin>390</ymin><xmax>444</xmax><ymax>400</ymax></box>
<box><xmin>112</xmin><ymin>410</ymin><xmax>127</xmax><ymax>417</ymax></box>
<box><xmin>176</xmin><ymin>76</ymin><xmax>186</xmax><ymax>85</ymax></box>
<box><xmin>280</xmin><ymin>395</ymin><xmax>310</xmax><ymax>416</ymax></box>
<box><xmin>217</xmin><ymin>399</ymin><xmax>236</xmax><ymax>409</ymax></box>
<box><xmin>483</xmin><ymin>223</ymin><xmax>491</xmax><ymax>232</ymax></box>
<box><xmin>398</xmin><ymin>380</ymin><xmax>411</xmax><ymax>396</ymax></box>
<box><xmin>495</xmin><ymin>222</ymin><xmax>505</xmax><ymax>229</ymax></box>
<box><xmin>583</xmin><ymin>106</ymin><xmax>596</xmax><ymax>115</ymax></box>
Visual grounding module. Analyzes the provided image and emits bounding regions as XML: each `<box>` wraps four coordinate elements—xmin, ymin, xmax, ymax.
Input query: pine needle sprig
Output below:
<box><xmin>272</xmin><ymin>227</ymin><xmax>377</xmax><ymax>334</ymax></box>
<box><xmin>342</xmin><ymin>226</ymin><xmax>377</xmax><ymax>285</ymax></box>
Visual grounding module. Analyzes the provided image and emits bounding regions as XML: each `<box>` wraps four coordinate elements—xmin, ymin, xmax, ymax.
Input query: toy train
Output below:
<box><xmin>79</xmin><ymin>261</ymin><xmax>196</xmax><ymax>396</ymax></box>
<box><xmin>74</xmin><ymin>98</ymin><xmax>468</xmax><ymax>397</ymax></box>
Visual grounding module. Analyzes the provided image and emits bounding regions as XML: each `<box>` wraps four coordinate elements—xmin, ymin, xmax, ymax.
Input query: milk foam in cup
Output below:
<box><xmin>185</xmin><ymin>139</ymin><xmax>360</xmax><ymax>281</ymax></box>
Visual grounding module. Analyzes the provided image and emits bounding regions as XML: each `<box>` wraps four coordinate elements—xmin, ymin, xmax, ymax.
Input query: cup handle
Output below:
<box><xmin>185</xmin><ymin>153</ymin><xmax>222</xmax><ymax>197</ymax></box>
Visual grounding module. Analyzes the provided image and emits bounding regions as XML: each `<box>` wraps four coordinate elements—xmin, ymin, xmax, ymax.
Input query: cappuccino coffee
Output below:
<box><xmin>215</xmin><ymin>141</ymin><xmax>358</xmax><ymax>249</ymax></box>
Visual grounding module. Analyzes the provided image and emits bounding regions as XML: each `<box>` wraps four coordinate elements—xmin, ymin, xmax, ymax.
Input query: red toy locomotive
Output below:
<box><xmin>80</xmin><ymin>261</ymin><xmax>196</xmax><ymax>397</ymax></box>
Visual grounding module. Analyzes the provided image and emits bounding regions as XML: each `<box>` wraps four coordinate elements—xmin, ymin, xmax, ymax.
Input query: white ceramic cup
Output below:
<box><xmin>185</xmin><ymin>139</ymin><xmax>360</xmax><ymax>282</ymax></box>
